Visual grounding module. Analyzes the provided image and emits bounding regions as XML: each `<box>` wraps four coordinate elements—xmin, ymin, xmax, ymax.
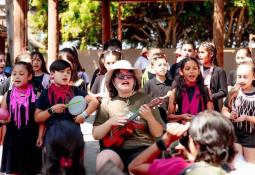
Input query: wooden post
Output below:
<box><xmin>118</xmin><ymin>3</ymin><xmax>122</xmax><ymax>41</ymax></box>
<box><xmin>0</xmin><ymin>36</ymin><xmax>5</xmax><ymax>54</ymax></box>
<box><xmin>102</xmin><ymin>0</ymin><xmax>111</xmax><ymax>44</ymax></box>
<box><xmin>7</xmin><ymin>0</ymin><xmax>27</xmax><ymax>64</ymax></box>
<box><xmin>213</xmin><ymin>0</ymin><xmax>224</xmax><ymax>67</ymax></box>
<box><xmin>48</xmin><ymin>0</ymin><xmax>59</xmax><ymax>68</ymax></box>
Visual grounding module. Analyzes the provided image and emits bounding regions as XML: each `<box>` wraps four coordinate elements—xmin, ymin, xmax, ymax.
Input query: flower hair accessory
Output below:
<box><xmin>60</xmin><ymin>156</ymin><xmax>73</xmax><ymax>168</ymax></box>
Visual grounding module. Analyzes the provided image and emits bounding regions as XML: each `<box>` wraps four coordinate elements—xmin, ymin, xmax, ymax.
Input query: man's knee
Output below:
<box><xmin>96</xmin><ymin>150</ymin><xmax>124</xmax><ymax>171</ymax></box>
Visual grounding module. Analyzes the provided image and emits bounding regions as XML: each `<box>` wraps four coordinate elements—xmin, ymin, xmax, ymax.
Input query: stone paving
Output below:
<box><xmin>81</xmin><ymin>115</ymin><xmax>99</xmax><ymax>175</ymax></box>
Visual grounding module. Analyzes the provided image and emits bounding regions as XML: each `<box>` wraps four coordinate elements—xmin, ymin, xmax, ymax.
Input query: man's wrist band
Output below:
<box><xmin>156</xmin><ymin>138</ymin><xmax>167</xmax><ymax>151</ymax></box>
<box><xmin>81</xmin><ymin>111</ymin><xmax>89</xmax><ymax>120</ymax></box>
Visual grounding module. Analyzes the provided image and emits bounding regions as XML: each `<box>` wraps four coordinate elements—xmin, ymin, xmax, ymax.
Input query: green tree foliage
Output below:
<box><xmin>28</xmin><ymin>0</ymin><xmax>48</xmax><ymax>33</ymax></box>
<box><xmin>28</xmin><ymin>1</ymin><xmax>255</xmax><ymax>49</ymax></box>
<box><xmin>246</xmin><ymin>0</ymin><xmax>255</xmax><ymax>26</ymax></box>
<box><xmin>225</xmin><ymin>0</ymin><xmax>255</xmax><ymax>47</ymax></box>
<box><xmin>60</xmin><ymin>0</ymin><xmax>100</xmax><ymax>49</ymax></box>
<box><xmin>29</xmin><ymin>0</ymin><xmax>100</xmax><ymax>50</ymax></box>
<box><xmin>112</xmin><ymin>2</ymin><xmax>213</xmax><ymax>48</ymax></box>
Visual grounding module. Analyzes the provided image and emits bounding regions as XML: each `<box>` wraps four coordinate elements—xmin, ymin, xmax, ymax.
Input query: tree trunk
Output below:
<box><xmin>118</xmin><ymin>3</ymin><xmax>122</xmax><ymax>41</ymax></box>
<box><xmin>159</xmin><ymin>19</ymin><xmax>171</xmax><ymax>48</ymax></box>
<box><xmin>48</xmin><ymin>0</ymin><xmax>59</xmax><ymax>68</ymax></box>
<box><xmin>171</xmin><ymin>2</ymin><xmax>177</xmax><ymax>48</ymax></box>
<box><xmin>9</xmin><ymin>0</ymin><xmax>27</xmax><ymax>63</ymax></box>
<box><xmin>213</xmin><ymin>0</ymin><xmax>224</xmax><ymax>67</ymax></box>
<box><xmin>236</xmin><ymin>8</ymin><xmax>244</xmax><ymax>47</ymax></box>
<box><xmin>102</xmin><ymin>0</ymin><xmax>111</xmax><ymax>44</ymax></box>
<box><xmin>225</xmin><ymin>7</ymin><xmax>238</xmax><ymax>46</ymax></box>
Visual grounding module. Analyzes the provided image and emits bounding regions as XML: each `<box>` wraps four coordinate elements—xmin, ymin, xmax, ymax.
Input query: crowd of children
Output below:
<box><xmin>0</xmin><ymin>38</ymin><xmax>254</xmax><ymax>175</ymax></box>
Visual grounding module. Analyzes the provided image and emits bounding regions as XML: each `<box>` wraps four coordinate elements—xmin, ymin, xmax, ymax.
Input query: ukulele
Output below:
<box><xmin>103</xmin><ymin>97</ymin><xmax>164</xmax><ymax>147</ymax></box>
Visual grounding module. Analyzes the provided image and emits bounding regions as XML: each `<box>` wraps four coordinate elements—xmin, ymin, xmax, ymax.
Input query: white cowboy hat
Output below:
<box><xmin>105</xmin><ymin>60</ymin><xmax>142</xmax><ymax>90</ymax></box>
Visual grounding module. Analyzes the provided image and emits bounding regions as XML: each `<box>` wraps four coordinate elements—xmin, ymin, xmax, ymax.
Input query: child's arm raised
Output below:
<box><xmin>129</xmin><ymin>122</ymin><xmax>190</xmax><ymax>174</ymax></box>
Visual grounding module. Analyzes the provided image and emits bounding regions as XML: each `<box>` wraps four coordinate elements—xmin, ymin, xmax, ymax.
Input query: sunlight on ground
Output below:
<box><xmin>81</xmin><ymin>121</ymin><xmax>96</xmax><ymax>142</ymax></box>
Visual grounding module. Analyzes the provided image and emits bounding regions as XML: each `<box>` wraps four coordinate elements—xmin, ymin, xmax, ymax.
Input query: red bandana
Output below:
<box><xmin>47</xmin><ymin>84</ymin><xmax>73</xmax><ymax>105</ymax></box>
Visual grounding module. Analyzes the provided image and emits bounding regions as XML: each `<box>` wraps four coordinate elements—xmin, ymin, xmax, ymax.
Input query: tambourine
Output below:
<box><xmin>66</xmin><ymin>96</ymin><xmax>87</xmax><ymax>116</ymax></box>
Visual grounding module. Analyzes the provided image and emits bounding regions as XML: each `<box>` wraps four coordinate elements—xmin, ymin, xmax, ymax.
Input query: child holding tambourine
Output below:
<box><xmin>35</xmin><ymin>60</ymin><xmax>99</xmax><ymax>174</ymax></box>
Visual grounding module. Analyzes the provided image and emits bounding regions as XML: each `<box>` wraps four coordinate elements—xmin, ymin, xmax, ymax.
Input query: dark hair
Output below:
<box><xmin>103</xmin><ymin>50</ymin><xmax>122</xmax><ymax>61</ymax></box>
<box><xmin>43</xmin><ymin>120</ymin><xmax>86</xmax><ymax>175</ymax></box>
<box><xmin>99</xmin><ymin>50</ymin><xmax>122</xmax><ymax>75</ymax></box>
<box><xmin>174</xmin><ymin>57</ymin><xmax>210</xmax><ymax>109</ymax></box>
<box><xmin>150</xmin><ymin>52</ymin><xmax>167</xmax><ymax>65</ymax></box>
<box><xmin>190</xmin><ymin>111</ymin><xmax>236</xmax><ymax>165</ymax></box>
<box><xmin>108</xmin><ymin>69</ymin><xmax>140</xmax><ymax>98</ymax></box>
<box><xmin>103</xmin><ymin>39</ymin><xmax>122</xmax><ymax>51</ymax></box>
<box><xmin>98</xmin><ymin>53</ymin><xmax>107</xmax><ymax>75</ymax></box>
<box><xmin>50</xmin><ymin>59</ymin><xmax>72</xmax><ymax>73</ymax></box>
<box><xmin>31</xmin><ymin>51</ymin><xmax>48</xmax><ymax>74</ymax></box>
<box><xmin>14</xmin><ymin>61</ymin><xmax>34</xmax><ymax>83</ymax></box>
<box><xmin>58</xmin><ymin>47</ymin><xmax>84</xmax><ymax>81</ymax></box>
<box><xmin>182</xmin><ymin>40</ymin><xmax>195</xmax><ymax>51</ymax></box>
<box><xmin>147</xmin><ymin>48</ymin><xmax>164</xmax><ymax>61</ymax></box>
<box><xmin>236</xmin><ymin>47</ymin><xmax>252</xmax><ymax>58</ymax></box>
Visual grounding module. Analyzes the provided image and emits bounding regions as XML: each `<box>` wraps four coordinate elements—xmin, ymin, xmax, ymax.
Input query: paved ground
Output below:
<box><xmin>0</xmin><ymin>115</ymin><xmax>99</xmax><ymax>175</ymax></box>
<box><xmin>81</xmin><ymin>115</ymin><xmax>99</xmax><ymax>175</ymax></box>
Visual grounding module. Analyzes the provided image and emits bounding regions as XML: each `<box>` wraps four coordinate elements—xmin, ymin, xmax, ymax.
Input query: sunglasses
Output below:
<box><xmin>115</xmin><ymin>73</ymin><xmax>134</xmax><ymax>80</ymax></box>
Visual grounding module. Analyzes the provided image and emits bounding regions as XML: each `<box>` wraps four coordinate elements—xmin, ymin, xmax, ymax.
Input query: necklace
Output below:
<box><xmin>124</xmin><ymin>97</ymin><xmax>131</xmax><ymax>105</ymax></box>
<box><xmin>119</xmin><ymin>91</ymin><xmax>135</xmax><ymax>106</ymax></box>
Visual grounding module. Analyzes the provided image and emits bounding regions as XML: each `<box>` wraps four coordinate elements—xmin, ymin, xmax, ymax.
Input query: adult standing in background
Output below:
<box><xmin>134</xmin><ymin>48</ymin><xmax>149</xmax><ymax>72</ymax></box>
